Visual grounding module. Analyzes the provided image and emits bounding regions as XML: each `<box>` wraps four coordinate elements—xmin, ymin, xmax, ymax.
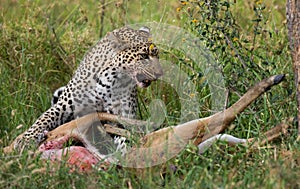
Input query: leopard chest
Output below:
<box><xmin>67</xmin><ymin>65</ymin><xmax>137</xmax><ymax>119</ymax></box>
<box><xmin>94</xmin><ymin>71</ymin><xmax>138</xmax><ymax>117</ymax></box>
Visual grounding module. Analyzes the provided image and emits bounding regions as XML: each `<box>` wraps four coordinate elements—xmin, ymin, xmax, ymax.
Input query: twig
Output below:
<box><xmin>223</xmin><ymin>33</ymin><xmax>247</xmax><ymax>69</ymax></box>
<box><xmin>250</xmin><ymin>117</ymin><xmax>292</xmax><ymax>146</ymax></box>
<box><xmin>99</xmin><ymin>0</ymin><xmax>106</xmax><ymax>38</ymax></box>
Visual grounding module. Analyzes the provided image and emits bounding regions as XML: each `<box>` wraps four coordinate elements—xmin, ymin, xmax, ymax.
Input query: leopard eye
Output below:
<box><xmin>149</xmin><ymin>44</ymin><xmax>158</xmax><ymax>56</ymax></box>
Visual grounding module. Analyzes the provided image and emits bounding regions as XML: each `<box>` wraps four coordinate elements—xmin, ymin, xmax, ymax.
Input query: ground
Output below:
<box><xmin>0</xmin><ymin>0</ymin><xmax>299</xmax><ymax>188</ymax></box>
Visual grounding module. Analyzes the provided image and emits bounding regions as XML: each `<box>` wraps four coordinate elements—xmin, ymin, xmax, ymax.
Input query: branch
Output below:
<box><xmin>286</xmin><ymin>0</ymin><xmax>300</xmax><ymax>140</ymax></box>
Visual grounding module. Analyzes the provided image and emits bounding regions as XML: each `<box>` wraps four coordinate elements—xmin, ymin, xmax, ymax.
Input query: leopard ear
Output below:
<box><xmin>138</xmin><ymin>26</ymin><xmax>153</xmax><ymax>43</ymax></box>
<box><xmin>139</xmin><ymin>26</ymin><xmax>152</xmax><ymax>38</ymax></box>
<box><xmin>106</xmin><ymin>32</ymin><xmax>129</xmax><ymax>51</ymax></box>
<box><xmin>139</xmin><ymin>26</ymin><xmax>150</xmax><ymax>34</ymax></box>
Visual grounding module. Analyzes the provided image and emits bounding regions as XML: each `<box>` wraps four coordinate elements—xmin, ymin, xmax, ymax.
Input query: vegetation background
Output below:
<box><xmin>0</xmin><ymin>0</ymin><xmax>299</xmax><ymax>188</ymax></box>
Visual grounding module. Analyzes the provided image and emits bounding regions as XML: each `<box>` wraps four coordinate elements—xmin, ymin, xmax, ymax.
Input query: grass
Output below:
<box><xmin>0</xmin><ymin>0</ymin><xmax>299</xmax><ymax>188</ymax></box>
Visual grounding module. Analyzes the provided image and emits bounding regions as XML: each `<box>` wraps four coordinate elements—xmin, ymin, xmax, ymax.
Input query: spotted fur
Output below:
<box><xmin>15</xmin><ymin>26</ymin><xmax>163</xmax><ymax>150</ymax></box>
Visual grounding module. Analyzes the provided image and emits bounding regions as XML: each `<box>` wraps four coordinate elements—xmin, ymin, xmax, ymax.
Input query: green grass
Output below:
<box><xmin>0</xmin><ymin>0</ymin><xmax>299</xmax><ymax>188</ymax></box>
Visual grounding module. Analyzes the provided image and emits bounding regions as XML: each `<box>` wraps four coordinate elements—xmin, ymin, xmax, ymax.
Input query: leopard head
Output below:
<box><xmin>109</xmin><ymin>26</ymin><xmax>163</xmax><ymax>88</ymax></box>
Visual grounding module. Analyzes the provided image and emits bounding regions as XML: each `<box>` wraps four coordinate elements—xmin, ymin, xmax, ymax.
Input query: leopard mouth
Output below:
<box><xmin>137</xmin><ymin>79</ymin><xmax>152</xmax><ymax>88</ymax></box>
<box><xmin>135</xmin><ymin>73</ymin><xmax>157</xmax><ymax>88</ymax></box>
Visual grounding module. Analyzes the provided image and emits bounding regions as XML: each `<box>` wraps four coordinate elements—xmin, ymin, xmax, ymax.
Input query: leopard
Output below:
<box><xmin>14</xmin><ymin>26</ymin><xmax>163</xmax><ymax>152</ymax></box>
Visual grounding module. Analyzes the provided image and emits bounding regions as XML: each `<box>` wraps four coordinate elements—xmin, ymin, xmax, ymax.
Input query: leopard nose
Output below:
<box><xmin>155</xmin><ymin>68</ymin><xmax>163</xmax><ymax>79</ymax></box>
<box><xmin>152</xmin><ymin>58</ymin><xmax>163</xmax><ymax>79</ymax></box>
